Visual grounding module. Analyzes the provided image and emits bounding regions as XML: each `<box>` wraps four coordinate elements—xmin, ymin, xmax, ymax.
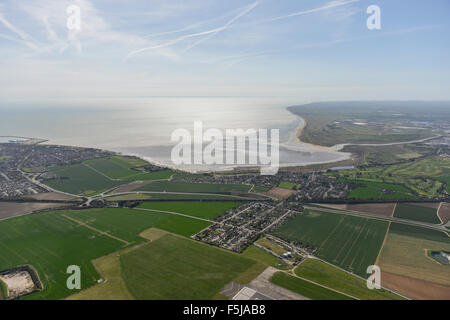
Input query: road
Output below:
<box><xmin>304</xmin><ymin>205</ymin><xmax>449</xmax><ymax>232</ymax></box>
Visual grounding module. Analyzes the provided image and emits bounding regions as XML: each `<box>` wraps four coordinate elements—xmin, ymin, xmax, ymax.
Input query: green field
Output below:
<box><xmin>45</xmin><ymin>164</ymin><xmax>123</xmax><ymax>196</ymax></box>
<box><xmin>388</xmin><ymin>223</ymin><xmax>450</xmax><ymax>243</ymax></box>
<box><xmin>137</xmin><ymin>201</ymin><xmax>241</xmax><ymax>220</ymax></box>
<box><xmin>137</xmin><ymin>181</ymin><xmax>251</xmax><ymax>194</ymax></box>
<box><xmin>278</xmin><ymin>182</ymin><xmax>299</xmax><ymax>190</ymax></box>
<box><xmin>86</xmin><ymin>157</ymin><xmax>175</xmax><ymax>181</ymax></box>
<box><xmin>393</xmin><ymin>203</ymin><xmax>440</xmax><ymax>224</ymax></box>
<box><xmin>272</xmin><ymin>209</ymin><xmax>389</xmax><ymax>277</ymax></box>
<box><xmin>110</xmin><ymin>193</ymin><xmax>247</xmax><ymax>201</ymax></box>
<box><xmin>343</xmin><ymin>180</ymin><xmax>418</xmax><ymax>200</ymax></box>
<box><xmin>0</xmin><ymin>211</ymin><xmax>125</xmax><ymax>299</ymax></box>
<box><xmin>270</xmin><ymin>272</ymin><xmax>353</xmax><ymax>300</ymax></box>
<box><xmin>241</xmin><ymin>245</ymin><xmax>289</xmax><ymax>270</ymax></box>
<box><xmin>331</xmin><ymin>156</ymin><xmax>450</xmax><ymax>199</ymax></box>
<box><xmin>43</xmin><ymin>156</ymin><xmax>175</xmax><ymax>196</ymax></box>
<box><xmin>61</xmin><ymin>208</ymin><xmax>211</xmax><ymax>241</ymax></box>
<box><xmin>0</xmin><ymin>279</ymin><xmax>7</xmax><ymax>300</ymax></box>
<box><xmin>295</xmin><ymin>259</ymin><xmax>403</xmax><ymax>300</ymax></box>
<box><xmin>120</xmin><ymin>234</ymin><xmax>255</xmax><ymax>299</ymax></box>
<box><xmin>0</xmin><ymin>207</ymin><xmax>214</xmax><ymax>300</ymax></box>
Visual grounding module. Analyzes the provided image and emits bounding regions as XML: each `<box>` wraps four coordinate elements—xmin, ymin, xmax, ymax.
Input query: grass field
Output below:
<box><xmin>120</xmin><ymin>234</ymin><xmax>255</xmax><ymax>299</ymax></box>
<box><xmin>270</xmin><ymin>272</ymin><xmax>353</xmax><ymax>300</ymax></box>
<box><xmin>137</xmin><ymin>201</ymin><xmax>241</xmax><ymax>220</ymax></box>
<box><xmin>294</xmin><ymin>259</ymin><xmax>403</xmax><ymax>300</ymax></box>
<box><xmin>278</xmin><ymin>182</ymin><xmax>299</xmax><ymax>190</ymax></box>
<box><xmin>43</xmin><ymin>156</ymin><xmax>174</xmax><ymax>196</ymax></box>
<box><xmin>85</xmin><ymin>157</ymin><xmax>175</xmax><ymax>181</ymax></box>
<box><xmin>0</xmin><ymin>211</ymin><xmax>125</xmax><ymax>300</ymax></box>
<box><xmin>112</xmin><ymin>193</ymin><xmax>247</xmax><ymax>201</ymax></box>
<box><xmin>137</xmin><ymin>181</ymin><xmax>252</xmax><ymax>194</ymax></box>
<box><xmin>393</xmin><ymin>203</ymin><xmax>440</xmax><ymax>224</ymax></box>
<box><xmin>241</xmin><ymin>245</ymin><xmax>289</xmax><ymax>270</ymax></box>
<box><xmin>0</xmin><ymin>279</ymin><xmax>7</xmax><ymax>300</ymax></box>
<box><xmin>45</xmin><ymin>164</ymin><xmax>122</xmax><ymax>196</ymax></box>
<box><xmin>331</xmin><ymin>156</ymin><xmax>450</xmax><ymax>199</ymax></box>
<box><xmin>343</xmin><ymin>180</ymin><xmax>418</xmax><ymax>200</ymax></box>
<box><xmin>378</xmin><ymin>223</ymin><xmax>450</xmax><ymax>286</ymax></box>
<box><xmin>61</xmin><ymin>208</ymin><xmax>211</xmax><ymax>241</ymax></box>
<box><xmin>272</xmin><ymin>209</ymin><xmax>389</xmax><ymax>277</ymax></box>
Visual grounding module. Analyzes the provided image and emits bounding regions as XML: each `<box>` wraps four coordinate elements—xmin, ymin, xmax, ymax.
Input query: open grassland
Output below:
<box><xmin>137</xmin><ymin>181</ymin><xmax>252</xmax><ymax>194</ymax></box>
<box><xmin>343</xmin><ymin>180</ymin><xmax>419</xmax><ymax>200</ymax></box>
<box><xmin>0</xmin><ymin>279</ymin><xmax>7</xmax><ymax>300</ymax></box>
<box><xmin>0</xmin><ymin>211</ymin><xmax>125</xmax><ymax>300</ymax></box>
<box><xmin>45</xmin><ymin>164</ymin><xmax>122</xmax><ymax>196</ymax></box>
<box><xmin>378</xmin><ymin>223</ymin><xmax>450</xmax><ymax>287</ymax></box>
<box><xmin>278</xmin><ymin>182</ymin><xmax>299</xmax><ymax>190</ymax></box>
<box><xmin>61</xmin><ymin>208</ymin><xmax>211</xmax><ymax>241</ymax></box>
<box><xmin>272</xmin><ymin>210</ymin><xmax>388</xmax><ymax>277</ymax></box>
<box><xmin>120</xmin><ymin>234</ymin><xmax>255</xmax><ymax>299</ymax></box>
<box><xmin>86</xmin><ymin>157</ymin><xmax>175</xmax><ymax>181</ymax></box>
<box><xmin>394</xmin><ymin>203</ymin><xmax>440</xmax><ymax>224</ymax></box>
<box><xmin>241</xmin><ymin>245</ymin><xmax>289</xmax><ymax>270</ymax></box>
<box><xmin>270</xmin><ymin>272</ymin><xmax>353</xmax><ymax>300</ymax></box>
<box><xmin>137</xmin><ymin>201</ymin><xmax>241</xmax><ymax>220</ymax></box>
<box><xmin>295</xmin><ymin>259</ymin><xmax>403</xmax><ymax>300</ymax></box>
<box><xmin>44</xmin><ymin>157</ymin><xmax>174</xmax><ymax>196</ymax></box>
<box><xmin>67</xmin><ymin>229</ymin><xmax>167</xmax><ymax>300</ymax></box>
<box><xmin>331</xmin><ymin>156</ymin><xmax>450</xmax><ymax>199</ymax></box>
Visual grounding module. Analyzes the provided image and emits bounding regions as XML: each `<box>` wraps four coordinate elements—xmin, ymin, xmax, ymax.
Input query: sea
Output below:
<box><xmin>0</xmin><ymin>97</ymin><xmax>350</xmax><ymax>172</ymax></box>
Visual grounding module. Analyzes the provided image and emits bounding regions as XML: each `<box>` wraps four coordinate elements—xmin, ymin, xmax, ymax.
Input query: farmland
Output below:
<box><xmin>44</xmin><ymin>164</ymin><xmax>122</xmax><ymax>196</ymax></box>
<box><xmin>120</xmin><ymin>234</ymin><xmax>255</xmax><ymax>299</ymax></box>
<box><xmin>393</xmin><ymin>203</ymin><xmax>440</xmax><ymax>224</ymax></box>
<box><xmin>137</xmin><ymin>201</ymin><xmax>241</xmax><ymax>220</ymax></box>
<box><xmin>294</xmin><ymin>259</ymin><xmax>403</xmax><ymax>300</ymax></box>
<box><xmin>60</xmin><ymin>208</ymin><xmax>211</xmax><ymax>241</ymax></box>
<box><xmin>0</xmin><ymin>210</ymin><xmax>125</xmax><ymax>300</ymax></box>
<box><xmin>272</xmin><ymin>209</ymin><xmax>389</xmax><ymax>277</ymax></box>
<box><xmin>269</xmin><ymin>272</ymin><xmax>353</xmax><ymax>300</ymax></box>
<box><xmin>42</xmin><ymin>156</ymin><xmax>174</xmax><ymax>196</ymax></box>
<box><xmin>278</xmin><ymin>182</ymin><xmax>299</xmax><ymax>190</ymax></box>
<box><xmin>378</xmin><ymin>223</ymin><xmax>450</xmax><ymax>287</ymax></box>
<box><xmin>136</xmin><ymin>181</ymin><xmax>252</xmax><ymax>194</ymax></box>
<box><xmin>241</xmin><ymin>245</ymin><xmax>289</xmax><ymax>270</ymax></box>
<box><xmin>331</xmin><ymin>156</ymin><xmax>450</xmax><ymax>199</ymax></box>
<box><xmin>0</xmin><ymin>206</ymin><xmax>216</xmax><ymax>300</ymax></box>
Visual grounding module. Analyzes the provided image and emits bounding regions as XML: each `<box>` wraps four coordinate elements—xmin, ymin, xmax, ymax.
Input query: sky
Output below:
<box><xmin>0</xmin><ymin>0</ymin><xmax>449</xmax><ymax>104</ymax></box>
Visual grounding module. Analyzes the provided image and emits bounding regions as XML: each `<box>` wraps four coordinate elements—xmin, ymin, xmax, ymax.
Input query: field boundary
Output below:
<box><xmin>375</xmin><ymin>222</ymin><xmax>391</xmax><ymax>265</ymax></box>
<box><xmin>61</xmin><ymin>214</ymin><xmax>131</xmax><ymax>246</ymax></box>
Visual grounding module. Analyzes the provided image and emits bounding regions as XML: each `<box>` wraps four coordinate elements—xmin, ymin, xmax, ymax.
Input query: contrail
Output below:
<box><xmin>0</xmin><ymin>12</ymin><xmax>39</xmax><ymax>50</ymax></box>
<box><xmin>261</xmin><ymin>0</ymin><xmax>360</xmax><ymax>23</ymax></box>
<box><xmin>126</xmin><ymin>1</ymin><xmax>259</xmax><ymax>60</ymax></box>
